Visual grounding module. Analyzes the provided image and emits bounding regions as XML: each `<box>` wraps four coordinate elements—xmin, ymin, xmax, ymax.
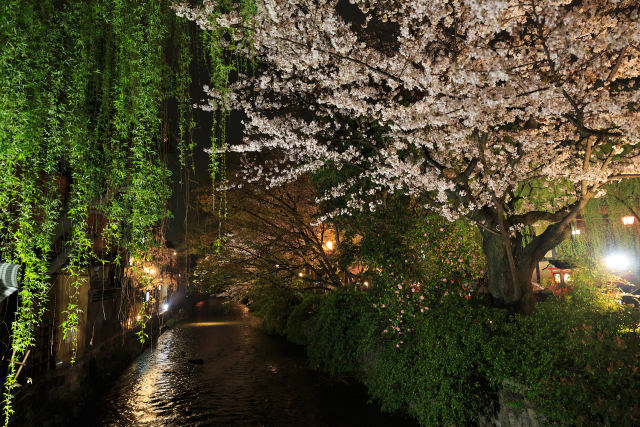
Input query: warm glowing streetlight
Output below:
<box><xmin>604</xmin><ymin>252</ymin><xmax>632</xmax><ymax>271</ymax></box>
<box><xmin>363</xmin><ymin>281</ymin><xmax>369</xmax><ymax>287</ymax></box>
<box><xmin>622</xmin><ymin>216</ymin><xmax>635</xmax><ymax>225</ymax></box>
<box><xmin>325</xmin><ymin>240</ymin><xmax>334</xmax><ymax>250</ymax></box>
<box><xmin>298</xmin><ymin>272</ymin><xmax>304</xmax><ymax>278</ymax></box>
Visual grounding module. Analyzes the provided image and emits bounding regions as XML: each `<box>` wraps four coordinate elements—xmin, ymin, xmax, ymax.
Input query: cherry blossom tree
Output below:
<box><xmin>175</xmin><ymin>0</ymin><xmax>640</xmax><ymax>313</ymax></box>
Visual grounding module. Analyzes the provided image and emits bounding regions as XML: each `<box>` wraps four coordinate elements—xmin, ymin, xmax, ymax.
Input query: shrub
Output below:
<box><xmin>285</xmin><ymin>293</ymin><xmax>325</xmax><ymax>345</ymax></box>
<box><xmin>362</xmin><ymin>292</ymin><xmax>507</xmax><ymax>426</ymax></box>
<box><xmin>491</xmin><ymin>270</ymin><xmax>640</xmax><ymax>426</ymax></box>
<box><xmin>248</xmin><ymin>284</ymin><xmax>302</xmax><ymax>335</ymax></box>
<box><xmin>362</xmin><ymin>266</ymin><xmax>640</xmax><ymax>426</ymax></box>
<box><xmin>307</xmin><ymin>287</ymin><xmax>371</xmax><ymax>375</ymax></box>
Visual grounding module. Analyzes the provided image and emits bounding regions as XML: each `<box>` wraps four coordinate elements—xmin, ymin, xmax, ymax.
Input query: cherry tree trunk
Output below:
<box><xmin>480</xmin><ymin>230</ymin><xmax>536</xmax><ymax>314</ymax></box>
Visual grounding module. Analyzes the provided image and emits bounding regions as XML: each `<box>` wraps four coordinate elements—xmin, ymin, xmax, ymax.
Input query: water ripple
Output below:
<box><xmin>97</xmin><ymin>298</ymin><xmax>416</xmax><ymax>427</ymax></box>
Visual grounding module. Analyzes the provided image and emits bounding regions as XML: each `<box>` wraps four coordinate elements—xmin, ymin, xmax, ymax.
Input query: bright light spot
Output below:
<box><xmin>571</xmin><ymin>229</ymin><xmax>581</xmax><ymax>235</ymax></box>
<box><xmin>145</xmin><ymin>291</ymin><xmax>150</xmax><ymax>302</ymax></box>
<box><xmin>326</xmin><ymin>241</ymin><xmax>334</xmax><ymax>250</ymax></box>
<box><xmin>604</xmin><ymin>253</ymin><xmax>632</xmax><ymax>271</ymax></box>
<box><xmin>158</xmin><ymin>284</ymin><xmax>162</xmax><ymax>290</ymax></box>
<box><xmin>149</xmin><ymin>267</ymin><xmax>156</xmax><ymax>275</ymax></box>
<box><xmin>363</xmin><ymin>281</ymin><xmax>369</xmax><ymax>287</ymax></box>
<box><xmin>129</xmin><ymin>257</ymin><xmax>135</xmax><ymax>265</ymax></box>
<box><xmin>143</xmin><ymin>267</ymin><xmax>150</xmax><ymax>273</ymax></box>
<box><xmin>622</xmin><ymin>216</ymin><xmax>635</xmax><ymax>225</ymax></box>
<box><xmin>160</xmin><ymin>303</ymin><xmax>169</xmax><ymax>313</ymax></box>
<box><xmin>136</xmin><ymin>314</ymin><xmax>141</xmax><ymax>321</ymax></box>
<box><xmin>183</xmin><ymin>321</ymin><xmax>243</xmax><ymax>327</ymax></box>
<box><xmin>298</xmin><ymin>272</ymin><xmax>303</xmax><ymax>277</ymax></box>
<box><xmin>172</xmin><ymin>250</ymin><xmax>177</xmax><ymax>256</ymax></box>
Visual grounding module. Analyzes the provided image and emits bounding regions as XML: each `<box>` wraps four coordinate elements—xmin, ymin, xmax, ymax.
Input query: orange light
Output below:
<box><xmin>326</xmin><ymin>241</ymin><xmax>334</xmax><ymax>250</ymax></box>
<box><xmin>622</xmin><ymin>216</ymin><xmax>635</xmax><ymax>225</ymax></box>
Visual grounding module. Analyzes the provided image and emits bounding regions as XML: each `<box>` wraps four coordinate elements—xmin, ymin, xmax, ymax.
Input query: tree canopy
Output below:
<box><xmin>178</xmin><ymin>0</ymin><xmax>640</xmax><ymax>312</ymax></box>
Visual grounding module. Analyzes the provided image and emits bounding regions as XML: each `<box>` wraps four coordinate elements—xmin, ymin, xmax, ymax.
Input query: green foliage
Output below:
<box><xmin>191</xmin><ymin>0</ymin><xmax>257</xmax><ymax>250</ymax></box>
<box><xmin>135</xmin><ymin>301</ymin><xmax>152</xmax><ymax>344</ymax></box>
<box><xmin>361</xmin><ymin>297</ymin><xmax>506</xmax><ymax>426</ymax></box>
<box><xmin>491</xmin><ymin>272</ymin><xmax>640</xmax><ymax>426</ymax></box>
<box><xmin>285</xmin><ymin>294</ymin><xmax>325</xmax><ymax>346</ymax></box>
<box><xmin>513</xmin><ymin>178</ymin><xmax>577</xmax><ymax>215</ymax></box>
<box><xmin>248</xmin><ymin>284</ymin><xmax>302</xmax><ymax>335</ymax></box>
<box><xmin>363</xmin><ymin>213</ymin><xmax>485</xmax><ymax>349</ymax></box>
<box><xmin>298</xmin><ymin>265</ymin><xmax>639</xmax><ymax>426</ymax></box>
<box><xmin>325</xmin><ymin>193</ymin><xmax>485</xmax><ymax>285</ymax></box>
<box><xmin>406</xmin><ymin>215</ymin><xmax>485</xmax><ymax>282</ymax></box>
<box><xmin>556</xmin><ymin>179</ymin><xmax>640</xmax><ymax>279</ymax></box>
<box><xmin>0</xmin><ymin>1</ymin><xmax>192</xmax><ymax>423</ymax></box>
<box><xmin>307</xmin><ymin>287</ymin><xmax>371</xmax><ymax>375</ymax></box>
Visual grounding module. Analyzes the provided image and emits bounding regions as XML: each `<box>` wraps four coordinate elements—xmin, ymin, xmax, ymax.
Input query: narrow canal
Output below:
<box><xmin>92</xmin><ymin>297</ymin><xmax>416</xmax><ymax>426</ymax></box>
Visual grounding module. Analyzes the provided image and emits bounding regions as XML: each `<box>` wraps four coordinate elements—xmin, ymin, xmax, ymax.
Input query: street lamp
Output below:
<box><xmin>325</xmin><ymin>240</ymin><xmax>334</xmax><ymax>251</ymax></box>
<box><xmin>604</xmin><ymin>252</ymin><xmax>632</xmax><ymax>271</ymax></box>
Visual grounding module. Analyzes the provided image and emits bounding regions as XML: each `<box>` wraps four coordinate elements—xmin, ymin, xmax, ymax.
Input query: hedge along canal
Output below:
<box><xmin>90</xmin><ymin>297</ymin><xmax>417</xmax><ymax>426</ymax></box>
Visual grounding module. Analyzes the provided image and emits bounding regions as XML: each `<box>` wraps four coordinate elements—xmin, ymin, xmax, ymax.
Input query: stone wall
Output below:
<box><xmin>481</xmin><ymin>380</ymin><xmax>545</xmax><ymax>427</ymax></box>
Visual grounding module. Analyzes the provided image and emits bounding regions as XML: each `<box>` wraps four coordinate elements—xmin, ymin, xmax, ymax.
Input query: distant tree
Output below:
<box><xmin>555</xmin><ymin>178</ymin><xmax>640</xmax><ymax>275</ymax></box>
<box><xmin>177</xmin><ymin>0</ymin><xmax>640</xmax><ymax>312</ymax></box>
<box><xmin>190</xmin><ymin>177</ymin><xmax>346</xmax><ymax>293</ymax></box>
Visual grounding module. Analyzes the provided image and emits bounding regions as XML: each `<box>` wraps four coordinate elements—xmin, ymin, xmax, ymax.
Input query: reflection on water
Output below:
<box><xmin>96</xmin><ymin>298</ymin><xmax>416</xmax><ymax>426</ymax></box>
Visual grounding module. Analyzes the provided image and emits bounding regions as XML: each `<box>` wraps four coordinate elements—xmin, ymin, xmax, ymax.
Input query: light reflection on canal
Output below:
<box><xmin>95</xmin><ymin>298</ymin><xmax>416</xmax><ymax>426</ymax></box>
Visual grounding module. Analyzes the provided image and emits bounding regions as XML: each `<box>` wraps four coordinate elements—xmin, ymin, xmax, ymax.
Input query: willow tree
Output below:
<box><xmin>0</xmin><ymin>0</ymin><xmax>192</xmax><ymax>423</ymax></box>
<box><xmin>177</xmin><ymin>0</ymin><xmax>640</xmax><ymax>313</ymax></box>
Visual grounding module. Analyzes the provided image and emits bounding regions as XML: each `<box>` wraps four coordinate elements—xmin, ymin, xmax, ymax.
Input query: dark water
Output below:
<box><xmin>95</xmin><ymin>298</ymin><xmax>415</xmax><ymax>426</ymax></box>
